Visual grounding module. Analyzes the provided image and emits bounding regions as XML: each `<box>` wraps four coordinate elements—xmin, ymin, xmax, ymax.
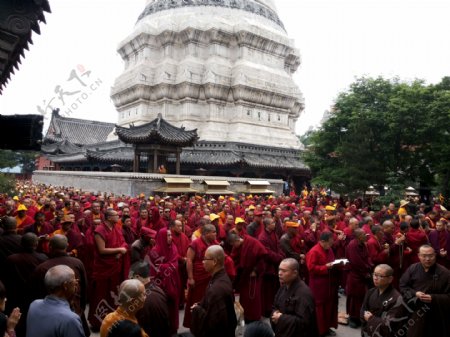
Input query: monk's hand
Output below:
<box><xmin>188</xmin><ymin>278</ymin><xmax>195</xmax><ymax>288</ymax></box>
<box><xmin>271</xmin><ymin>310</ymin><xmax>282</xmax><ymax>324</ymax></box>
<box><xmin>118</xmin><ymin>247</ymin><xmax>127</xmax><ymax>255</ymax></box>
<box><xmin>416</xmin><ymin>292</ymin><xmax>432</xmax><ymax>303</ymax></box>
<box><xmin>395</xmin><ymin>234</ymin><xmax>405</xmax><ymax>245</ymax></box>
<box><xmin>190</xmin><ymin>303</ymin><xmax>198</xmax><ymax>312</ymax></box>
<box><xmin>326</xmin><ymin>262</ymin><xmax>334</xmax><ymax>269</ymax></box>
<box><xmin>250</xmin><ymin>271</ymin><xmax>257</xmax><ymax>277</ymax></box>
<box><xmin>364</xmin><ymin>311</ymin><xmax>373</xmax><ymax>321</ymax></box>
<box><xmin>440</xmin><ymin>249</ymin><xmax>447</xmax><ymax>257</ymax></box>
<box><xmin>7</xmin><ymin>307</ymin><xmax>21</xmax><ymax>330</ymax></box>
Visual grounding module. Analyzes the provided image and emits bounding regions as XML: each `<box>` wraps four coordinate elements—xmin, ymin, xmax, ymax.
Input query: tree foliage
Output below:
<box><xmin>303</xmin><ymin>76</ymin><xmax>450</xmax><ymax>198</ymax></box>
<box><xmin>0</xmin><ymin>150</ymin><xmax>38</xmax><ymax>173</ymax></box>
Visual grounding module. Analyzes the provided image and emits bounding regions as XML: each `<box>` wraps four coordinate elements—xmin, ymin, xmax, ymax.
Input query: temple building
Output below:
<box><xmin>40</xmin><ymin>0</ymin><xmax>310</xmax><ymax>183</ymax></box>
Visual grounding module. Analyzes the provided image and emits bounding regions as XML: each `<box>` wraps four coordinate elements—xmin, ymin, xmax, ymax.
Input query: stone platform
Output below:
<box><xmin>32</xmin><ymin>170</ymin><xmax>284</xmax><ymax>196</ymax></box>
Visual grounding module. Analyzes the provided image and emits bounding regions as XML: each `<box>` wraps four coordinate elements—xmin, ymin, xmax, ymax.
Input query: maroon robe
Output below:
<box><xmin>183</xmin><ymin>237</ymin><xmax>213</xmax><ymax>328</ymax></box>
<box><xmin>345</xmin><ymin>239</ymin><xmax>372</xmax><ymax>319</ymax></box>
<box><xmin>306</xmin><ymin>243</ymin><xmax>338</xmax><ymax>335</ymax></box>
<box><xmin>149</xmin><ymin>228</ymin><xmax>180</xmax><ymax>334</ymax></box>
<box><xmin>406</xmin><ymin>228</ymin><xmax>429</xmax><ymax>264</ymax></box>
<box><xmin>258</xmin><ymin>229</ymin><xmax>285</xmax><ymax>317</ymax></box>
<box><xmin>87</xmin><ymin>222</ymin><xmax>128</xmax><ymax>330</ymax></box>
<box><xmin>366</xmin><ymin>236</ymin><xmax>389</xmax><ymax>265</ymax></box>
<box><xmin>231</xmin><ymin>234</ymin><xmax>267</xmax><ymax>322</ymax></box>
<box><xmin>172</xmin><ymin>230</ymin><xmax>190</xmax><ymax>306</ymax></box>
<box><xmin>428</xmin><ymin>229</ymin><xmax>450</xmax><ymax>268</ymax></box>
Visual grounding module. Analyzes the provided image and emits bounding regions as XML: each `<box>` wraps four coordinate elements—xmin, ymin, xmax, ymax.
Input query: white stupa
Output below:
<box><xmin>111</xmin><ymin>0</ymin><xmax>304</xmax><ymax>150</ymax></box>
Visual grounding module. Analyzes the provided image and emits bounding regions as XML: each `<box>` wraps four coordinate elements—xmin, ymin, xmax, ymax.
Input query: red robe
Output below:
<box><xmin>149</xmin><ymin>228</ymin><xmax>180</xmax><ymax>334</ymax></box>
<box><xmin>88</xmin><ymin>222</ymin><xmax>128</xmax><ymax>330</ymax></box>
<box><xmin>345</xmin><ymin>239</ymin><xmax>372</xmax><ymax>319</ymax></box>
<box><xmin>172</xmin><ymin>230</ymin><xmax>190</xmax><ymax>305</ymax></box>
<box><xmin>258</xmin><ymin>229</ymin><xmax>285</xmax><ymax>317</ymax></box>
<box><xmin>232</xmin><ymin>234</ymin><xmax>267</xmax><ymax>321</ymax></box>
<box><xmin>406</xmin><ymin>228</ymin><xmax>429</xmax><ymax>264</ymax></box>
<box><xmin>183</xmin><ymin>237</ymin><xmax>213</xmax><ymax>328</ymax></box>
<box><xmin>306</xmin><ymin>243</ymin><xmax>338</xmax><ymax>335</ymax></box>
<box><xmin>366</xmin><ymin>236</ymin><xmax>388</xmax><ymax>265</ymax></box>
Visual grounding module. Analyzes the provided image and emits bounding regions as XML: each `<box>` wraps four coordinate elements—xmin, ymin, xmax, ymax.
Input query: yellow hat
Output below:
<box><xmin>17</xmin><ymin>204</ymin><xmax>28</xmax><ymax>211</ymax></box>
<box><xmin>235</xmin><ymin>217</ymin><xmax>245</xmax><ymax>225</ymax></box>
<box><xmin>210</xmin><ymin>213</ymin><xmax>220</xmax><ymax>221</ymax></box>
<box><xmin>249</xmin><ymin>205</ymin><xmax>256</xmax><ymax>210</ymax></box>
<box><xmin>149</xmin><ymin>196</ymin><xmax>154</xmax><ymax>201</ymax></box>
<box><xmin>399</xmin><ymin>200</ymin><xmax>409</xmax><ymax>207</ymax></box>
<box><xmin>13</xmin><ymin>196</ymin><xmax>19</xmax><ymax>201</ymax></box>
<box><xmin>219</xmin><ymin>196</ymin><xmax>224</xmax><ymax>200</ymax></box>
<box><xmin>229</xmin><ymin>197</ymin><xmax>235</xmax><ymax>201</ymax></box>
<box><xmin>286</xmin><ymin>221</ymin><xmax>300</xmax><ymax>228</ymax></box>
<box><xmin>325</xmin><ymin>205</ymin><xmax>336</xmax><ymax>211</ymax></box>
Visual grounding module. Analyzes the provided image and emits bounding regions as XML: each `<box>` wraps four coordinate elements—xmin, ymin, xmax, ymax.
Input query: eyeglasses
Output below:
<box><xmin>372</xmin><ymin>273</ymin><xmax>390</xmax><ymax>279</ymax></box>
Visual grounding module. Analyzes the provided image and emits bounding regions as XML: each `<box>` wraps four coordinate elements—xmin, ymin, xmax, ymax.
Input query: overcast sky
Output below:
<box><xmin>0</xmin><ymin>0</ymin><xmax>449</xmax><ymax>135</ymax></box>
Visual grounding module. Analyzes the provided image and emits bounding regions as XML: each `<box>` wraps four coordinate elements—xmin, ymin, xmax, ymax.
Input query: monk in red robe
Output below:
<box><xmin>406</xmin><ymin>219</ymin><xmax>429</xmax><ymax>264</ymax></box>
<box><xmin>366</xmin><ymin>225</ymin><xmax>389</xmax><ymax>265</ymax></box>
<box><xmin>183</xmin><ymin>224</ymin><xmax>217</xmax><ymax>328</ymax></box>
<box><xmin>306</xmin><ymin>231</ymin><xmax>339</xmax><ymax>336</ymax></box>
<box><xmin>148</xmin><ymin>227</ymin><xmax>180</xmax><ymax>335</ymax></box>
<box><xmin>258</xmin><ymin>218</ymin><xmax>285</xmax><ymax>317</ymax></box>
<box><xmin>229</xmin><ymin>232</ymin><xmax>267</xmax><ymax>323</ymax></box>
<box><xmin>170</xmin><ymin>220</ymin><xmax>190</xmax><ymax>307</ymax></box>
<box><xmin>345</xmin><ymin>229</ymin><xmax>373</xmax><ymax>328</ymax></box>
<box><xmin>88</xmin><ymin>209</ymin><xmax>128</xmax><ymax>331</ymax></box>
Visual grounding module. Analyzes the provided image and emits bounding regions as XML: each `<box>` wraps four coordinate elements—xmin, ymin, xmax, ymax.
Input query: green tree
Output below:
<box><xmin>303</xmin><ymin>76</ymin><xmax>450</xmax><ymax>200</ymax></box>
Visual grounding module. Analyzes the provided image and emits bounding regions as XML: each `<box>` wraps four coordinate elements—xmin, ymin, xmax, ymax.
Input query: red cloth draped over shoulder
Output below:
<box><xmin>150</xmin><ymin>207</ymin><xmax>165</xmax><ymax>232</ymax></box>
<box><xmin>172</xmin><ymin>231</ymin><xmax>190</xmax><ymax>258</ymax></box>
<box><xmin>93</xmin><ymin>223</ymin><xmax>128</xmax><ymax>279</ymax></box>
<box><xmin>236</xmin><ymin>234</ymin><xmax>268</xmax><ymax>270</ymax></box>
<box><xmin>190</xmin><ymin>237</ymin><xmax>211</xmax><ymax>282</ymax></box>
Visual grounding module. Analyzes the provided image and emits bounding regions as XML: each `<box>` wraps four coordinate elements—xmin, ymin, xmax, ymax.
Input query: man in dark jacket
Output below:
<box><xmin>191</xmin><ymin>245</ymin><xmax>237</xmax><ymax>337</ymax></box>
<box><xmin>271</xmin><ymin>258</ymin><xmax>318</xmax><ymax>337</ymax></box>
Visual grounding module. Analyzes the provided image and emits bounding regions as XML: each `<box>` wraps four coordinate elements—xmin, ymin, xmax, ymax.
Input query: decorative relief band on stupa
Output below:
<box><xmin>138</xmin><ymin>0</ymin><xmax>285</xmax><ymax>30</ymax></box>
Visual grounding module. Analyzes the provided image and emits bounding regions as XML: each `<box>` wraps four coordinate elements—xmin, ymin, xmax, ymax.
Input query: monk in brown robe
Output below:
<box><xmin>361</xmin><ymin>264</ymin><xmax>406</xmax><ymax>337</ymax></box>
<box><xmin>191</xmin><ymin>245</ymin><xmax>237</xmax><ymax>337</ymax></box>
<box><xmin>399</xmin><ymin>244</ymin><xmax>450</xmax><ymax>337</ymax></box>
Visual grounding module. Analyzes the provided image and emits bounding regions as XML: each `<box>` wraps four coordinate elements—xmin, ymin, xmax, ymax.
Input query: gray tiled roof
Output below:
<box><xmin>0</xmin><ymin>1</ymin><xmax>50</xmax><ymax>93</ymax></box>
<box><xmin>115</xmin><ymin>115</ymin><xmax>198</xmax><ymax>147</ymax></box>
<box><xmin>41</xmin><ymin>139</ymin><xmax>82</xmax><ymax>155</ymax></box>
<box><xmin>45</xmin><ymin>110</ymin><xmax>115</xmax><ymax>146</ymax></box>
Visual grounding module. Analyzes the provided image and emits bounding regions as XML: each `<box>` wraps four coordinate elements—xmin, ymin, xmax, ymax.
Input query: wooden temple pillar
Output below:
<box><xmin>153</xmin><ymin>149</ymin><xmax>158</xmax><ymax>173</ymax></box>
<box><xmin>176</xmin><ymin>148</ymin><xmax>181</xmax><ymax>175</ymax></box>
<box><xmin>133</xmin><ymin>151</ymin><xmax>140</xmax><ymax>172</ymax></box>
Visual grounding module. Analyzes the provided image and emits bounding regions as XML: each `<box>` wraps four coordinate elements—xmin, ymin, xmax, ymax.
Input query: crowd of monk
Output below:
<box><xmin>0</xmin><ymin>181</ymin><xmax>449</xmax><ymax>337</ymax></box>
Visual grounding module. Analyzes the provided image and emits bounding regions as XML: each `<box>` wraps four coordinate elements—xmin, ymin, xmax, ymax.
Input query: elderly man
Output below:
<box><xmin>27</xmin><ymin>265</ymin><xmax>85</xmax><ymax>337</ymax></box>
<box><xmin>132</xmin><ymin>261</ymin><xmax>170</xmax><ymax>337</ymax></box>
<box><xmin>32</xmin><ymin>235</ymin><xmax>89</xmax><ymax>336</ymax></box>
<box><xmin>271</xmin><ymin>258</ymin><xmax>318</xmax><ymax>337</ymax></box>
<box><xmin>100</xmin><ymin>279</ymin><xmax>148</xmax><ymax>337</ymax></box>
<box><xmin>399</xmin><ymin>244</ymin><xmax>450</xmax><ymax>337</ymax></box>
<box><xmin>361</xmin><ymin>264</ymin><xmax>406</xmax><ymax>337</ymax></box>
<box><xmin>191</xmin><ymin>245</ymin><xmax>237</xmax><ymax>337</ymax></box>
